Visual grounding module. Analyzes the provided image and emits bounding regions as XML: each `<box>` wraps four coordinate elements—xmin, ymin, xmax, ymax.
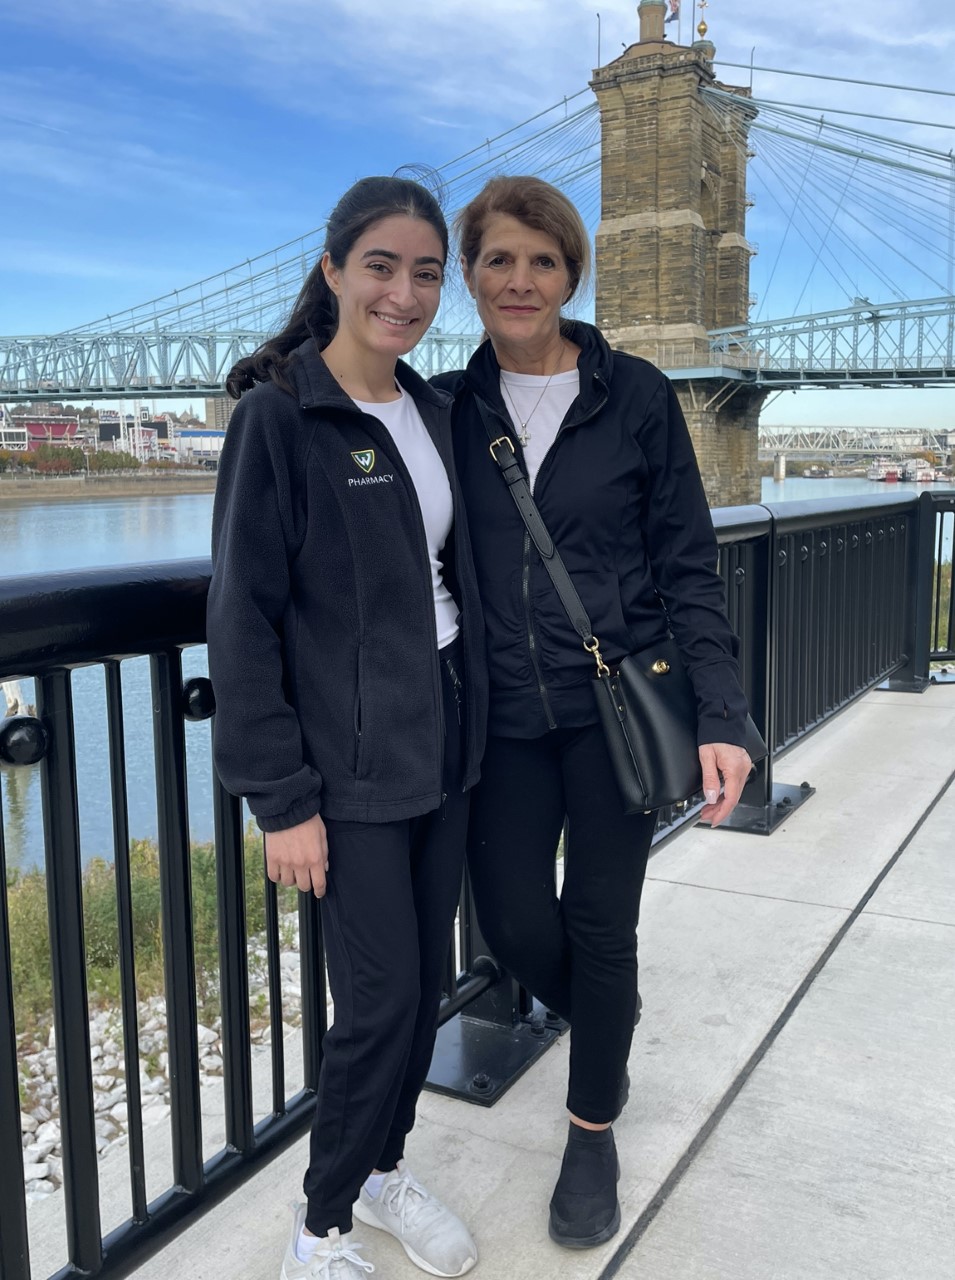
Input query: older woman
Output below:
<box><xmin>437</xmin><ymin>176</ymin><xmax>752</xmax><ymax>1249</ymax></box>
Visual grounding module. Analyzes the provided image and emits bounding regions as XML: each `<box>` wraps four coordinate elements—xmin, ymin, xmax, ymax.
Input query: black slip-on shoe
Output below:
<box><xmin>548</xmin><ymin>1123</ymin><xmax>621</xmax><ymax>1249</ymax></box>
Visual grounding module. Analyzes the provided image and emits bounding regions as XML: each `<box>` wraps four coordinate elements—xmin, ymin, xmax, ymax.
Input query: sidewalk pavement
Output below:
<box><xmin>27</xmin><ymin>684</ymin><xmax>955</xmax><ymax>1280</ymax></box>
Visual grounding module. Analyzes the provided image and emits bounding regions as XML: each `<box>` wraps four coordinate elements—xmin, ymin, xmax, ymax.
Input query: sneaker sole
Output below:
<box><xmin>352</xmin><ymin>1200</ymin><xmax>477</xmax><ymax>1277</ymax></box>
<box><xmin>548</xmin><ymin>1202</ymin><xmax>621</xmax><ymax>1249</ymax></box>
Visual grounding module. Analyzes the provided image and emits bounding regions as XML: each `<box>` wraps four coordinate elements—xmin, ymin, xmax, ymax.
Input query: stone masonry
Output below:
<box><xmin>591</xmin><ymin>0</ymin><xmax>765</xmax><ymax>505</ymax></box>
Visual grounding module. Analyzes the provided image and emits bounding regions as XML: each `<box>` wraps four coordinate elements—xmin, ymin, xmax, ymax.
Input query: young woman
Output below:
<box><xmin>207</xmin><ymin>176</ymin><xmax>486</xmax><ymax>1280</ymax></box>
<box><xmin>438</xmin><ymin>176</ymin><xmax>752</xmax><ymax>1250</ymax></box>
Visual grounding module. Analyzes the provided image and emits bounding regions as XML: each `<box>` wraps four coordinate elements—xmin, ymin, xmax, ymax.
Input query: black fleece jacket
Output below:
<box><xmin>434</xmin><ymin>321</ymin><xmax>748</xmax><ymax>746</ymax></box>
<box><xmin>207</xmin><ymin>338</ymin><xmax>488</xmax><ymax>831</ymax></box>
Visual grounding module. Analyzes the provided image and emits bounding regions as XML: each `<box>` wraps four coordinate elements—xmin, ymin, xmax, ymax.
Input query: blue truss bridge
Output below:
<box><xmin>2</xmin><ymin>66</ymin><xmax>955</xmax><ymax>400</ymax></box>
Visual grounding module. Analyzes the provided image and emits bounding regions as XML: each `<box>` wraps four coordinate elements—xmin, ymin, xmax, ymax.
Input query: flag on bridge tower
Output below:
<box><xmin>666</xmin><ymin>0</ymin><xmax>681</xmax><ymax>22</ymax></box>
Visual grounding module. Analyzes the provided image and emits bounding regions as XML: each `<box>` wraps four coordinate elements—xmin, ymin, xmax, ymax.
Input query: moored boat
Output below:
<box><xmin>867</xmin><ymin>457</ymin><xmax>900</xmax><ymax>482</ymax></box>
<box><xmin>899</xmin><ymin>458</ymin><xmax>937</xmax><ymax>483</ymax></box>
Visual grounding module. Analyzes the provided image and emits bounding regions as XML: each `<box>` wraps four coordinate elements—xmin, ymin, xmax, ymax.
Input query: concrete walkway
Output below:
<box><xmin>27</xmin><ymin>684</ymin><xmax>955</xmax><ymax>1280</ymax></box>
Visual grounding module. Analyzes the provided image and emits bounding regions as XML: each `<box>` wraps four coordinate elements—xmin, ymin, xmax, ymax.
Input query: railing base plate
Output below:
<box><xmin>879</xmin><ymin>676</ymin><xmax>933</xmax><ymax>693</ymax></box>
<box><xmin>700</xmin><ymin>781</ymin><xmax>815</xmax><ymax>836</ymax></box>
<box><xmin>424</xmin><ymin>1008</ymin><xmax>563</xmax><ymax>1107</ymax></box>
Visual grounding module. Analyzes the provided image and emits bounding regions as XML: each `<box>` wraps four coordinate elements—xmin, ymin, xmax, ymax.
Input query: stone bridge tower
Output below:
<box><xmin>591</xmin><ymin>0</ymin><xmax>765</xmax><ymax>506</ymax></box>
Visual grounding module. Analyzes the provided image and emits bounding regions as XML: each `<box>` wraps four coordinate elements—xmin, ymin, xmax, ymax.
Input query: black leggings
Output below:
<box><xmin>467</xmin><ymin>723</ymin><xmax>655</xmax><ymax>1124</ymax></box>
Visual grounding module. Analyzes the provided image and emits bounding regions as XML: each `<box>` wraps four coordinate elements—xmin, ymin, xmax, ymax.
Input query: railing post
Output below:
<box><xmin>104</xmin><ymin>660</ymin><xmax>149</xmax><ymax>1223</ymax></box>
<box><xmin>211</xmin><ymin>779</ymin><xmax>255</xmax><ymax>1153</ymax></box>
<box><xmin>150</xmin><ymin>650</ymin><xmax>203</xmax><ymax>1192</ymax></box>
<box><xmin>0</xmin><ymin>803</ymin><xmax>30</xmax><ymax>1280</ymax></box>
<box><xmin>36</xmin><ymin>669</ymin><xmax>103</xmax><ymax>1275</ymax></box>
<box><xmin>884</xmin><ymin>491</ymin><xmax>935</xmax><ymax>692</ymax></box>
<box><xmin>709</xmin><ymin>508</ymin><xmax>815</xmax><ymax>835</ymax></box>
<box><xmin>298</xmin><ymin>890</ymin><xmax>326</xmax><ymax>1094</ymax></box>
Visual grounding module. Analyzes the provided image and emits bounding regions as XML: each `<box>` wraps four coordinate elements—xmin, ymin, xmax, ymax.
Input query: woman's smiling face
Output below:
<box><xmin>322</xmin><ymin>214</ymin><xmax>445</xmax><ymax>359</ymax></box>
<box><xmin>463</xmin><ymin>213</ymin><xmax>571</xmax><ymax>352</ymax></box>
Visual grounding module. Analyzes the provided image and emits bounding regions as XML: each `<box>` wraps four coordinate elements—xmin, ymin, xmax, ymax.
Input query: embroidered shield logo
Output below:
<box><xmin>351</xmin><ymin>449</ymin><xmax>375</xmax><ymax>474</ymax></box>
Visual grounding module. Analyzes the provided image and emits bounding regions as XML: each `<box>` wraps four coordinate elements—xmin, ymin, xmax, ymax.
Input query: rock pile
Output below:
<box><xmin>18</xmin><ymin>912</ymin><xmax>305</xmax><ymax>1203</ymax></box>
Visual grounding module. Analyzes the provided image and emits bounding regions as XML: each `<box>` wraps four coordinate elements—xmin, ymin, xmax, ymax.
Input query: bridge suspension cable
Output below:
<box><xmin>714</xmin><ymin>60</ymin><xmax>955</xmax><ymax>102</ymax></box>
<box><xmin>702</xmin><ymin>84</ymin><xmax>955</xmax><ymax>319</ymax></box>
<box><xmin>63</xmin><ymin>94</ymin><xmax>601</xmax><ymax>342</ymax></box>
<box><xmin>7</xmin><ymin>64</ymin><xmax>955</xmax><ymax>400</ymax></box>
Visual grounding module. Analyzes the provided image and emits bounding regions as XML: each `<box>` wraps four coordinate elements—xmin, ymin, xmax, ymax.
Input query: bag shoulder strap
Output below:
<box><xmin>477</xmin><ymin>400</ymin><xmax>608</xmax><ymax>672</ymax></box>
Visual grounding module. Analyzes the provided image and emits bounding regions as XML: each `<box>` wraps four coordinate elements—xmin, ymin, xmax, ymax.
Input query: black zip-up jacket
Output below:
<box><xmin>207</xmin><ymin>338</ymin><xmax>488</xmax><ymax>831</ymax></box>
<box><xmin>434</xmin><ymin>321</ymin><xmax>748</xmax><ymax>746</ymax></box>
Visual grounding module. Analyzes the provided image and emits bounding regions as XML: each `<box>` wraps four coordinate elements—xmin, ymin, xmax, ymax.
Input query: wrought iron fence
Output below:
<box><xmin>0</xmin><ymin>490</ymin><xmax>951</xmax><ymax>1280</ymax></box>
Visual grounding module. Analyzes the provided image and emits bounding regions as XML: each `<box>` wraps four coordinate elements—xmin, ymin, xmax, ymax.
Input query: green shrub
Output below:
<box><xmin>5</xmin><ymin>868</ymin><xmax>53</xmax><ymax>1029</ymax></box>
<box><xmin>7</xmin><ymin>826</ymin><xmax>294</xmax><ymax>1041</ymax></box>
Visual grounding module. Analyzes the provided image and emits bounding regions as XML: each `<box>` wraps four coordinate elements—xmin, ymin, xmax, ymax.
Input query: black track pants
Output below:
<box><xmin>467</xmin><ymin>723</ymin><xmax>655</xmax><ymax>1125</ymax></box>
<box><xmin>302</xmin><ymin>639</ymin><xmax>467</xmax><ymax>1236</ymax></box>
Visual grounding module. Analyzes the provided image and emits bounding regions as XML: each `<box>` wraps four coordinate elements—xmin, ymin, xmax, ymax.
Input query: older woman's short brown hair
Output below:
<box><xmin>455</xmin><ymin>176</ymin><xmax>592</xmax><ymax>304</ymax></box>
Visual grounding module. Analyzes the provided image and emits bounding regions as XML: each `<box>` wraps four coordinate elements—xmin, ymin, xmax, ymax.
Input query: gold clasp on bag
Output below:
<box><xmin>584</xmin><ymin>636</ymin><xmax>610</xmax><ymax>678</ymax></box>
<box><xmin>651</xmin><ymin>659</ymin><xmax>670</xmax><ymax>675</ymax></box>
<box><xmin>488</xmin><ymin>436</ymin><xmax>515</xmax><ymax>460</ymax></box>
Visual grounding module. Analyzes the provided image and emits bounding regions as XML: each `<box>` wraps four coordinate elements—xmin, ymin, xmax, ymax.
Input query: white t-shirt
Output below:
<box><xmin>500</xmin><ymin>369</ymin><xmax>580</xmax><ymax>491</ymax></box>
<box><xmin>352</xmin><ymin>385</ymin><xmax>459</xmax><ymax>647</ymax></box>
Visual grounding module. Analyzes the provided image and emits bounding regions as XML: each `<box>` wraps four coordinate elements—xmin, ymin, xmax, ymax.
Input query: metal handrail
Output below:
<box><xmin>1</xmin><ymin>491</ymin><xmax>952</xmax><ymax>1278</ymax></box>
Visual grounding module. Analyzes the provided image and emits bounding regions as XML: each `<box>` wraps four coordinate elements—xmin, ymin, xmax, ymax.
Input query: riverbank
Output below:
<box><xmin>12</xmin><ymin>831</ymin><xmax>298</xmax><ymax>1200</ymax></box>
<box><xmin>0</xmin><ymin>473</ymin><xmax>217</xmax><ymax>502</ymax></box>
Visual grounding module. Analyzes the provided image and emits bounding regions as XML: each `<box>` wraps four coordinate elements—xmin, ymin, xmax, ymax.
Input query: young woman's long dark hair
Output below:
<box><xmin>226</xmin><ymin>176</ymin><xmax>448</xmax><ymax>399</ymax></box>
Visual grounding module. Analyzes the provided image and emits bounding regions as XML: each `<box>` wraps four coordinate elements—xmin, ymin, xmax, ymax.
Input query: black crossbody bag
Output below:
<box><xmin>481</xmin><ymin>418</ymin><xmax>767</xmax><ymax>813</ymax></box>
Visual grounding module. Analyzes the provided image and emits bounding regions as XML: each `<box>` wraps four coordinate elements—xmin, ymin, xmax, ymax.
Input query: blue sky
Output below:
<box><xmin>2</xmin><ymin>0</ymin><xmax>954</xmax><ymax>425</ymax></box>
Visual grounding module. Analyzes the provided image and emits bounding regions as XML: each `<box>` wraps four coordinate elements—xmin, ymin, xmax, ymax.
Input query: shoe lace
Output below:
<box><xmin>381</xmin><ymin>1168</ymin><xmax>440</xmax><ymax>1233</ymax></box>
<box><xmin>310</xmin><ymin>1238</ymin><xmax>374</xmax><ymax>1277</ymax></box>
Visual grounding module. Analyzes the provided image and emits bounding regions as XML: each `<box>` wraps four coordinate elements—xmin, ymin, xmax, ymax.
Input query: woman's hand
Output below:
<box><xmin>698</xmin><ymin>743</ymin><xmax>753</xmax><ymax>827</ymax></box>
<box><xmin>265</xmin><ymin>813</ymin><xmax>329</xmax><ymax>897</ymax></box>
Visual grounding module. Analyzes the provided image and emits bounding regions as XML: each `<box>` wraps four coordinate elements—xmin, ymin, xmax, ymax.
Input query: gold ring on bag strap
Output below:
<box><xmin>584</xmin><ymin>636</ymin><xmax>610</xmax><ymax>679</ymax></box>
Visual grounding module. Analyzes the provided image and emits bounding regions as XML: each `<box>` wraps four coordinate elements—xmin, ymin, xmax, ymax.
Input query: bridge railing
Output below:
<box><xmin>708</xmin><ymin>296</ymin><xmax>955</xmax><ymax>383</ymax></box>
<box><xmin>0</xmin><ymin>332</ymin><xmax>484</xmax><ymax>401</ymax></box>
<box><xmin>0</xmin><ymin>491</ymin><xmax>952</xmax><ymax>1280</ymax></box>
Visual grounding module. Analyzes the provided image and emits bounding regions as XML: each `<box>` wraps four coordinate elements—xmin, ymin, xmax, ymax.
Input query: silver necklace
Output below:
<box><xmin>500</xmin><ymin>347</ymin><xmax>565</xmax><ymax>446</ymax></box>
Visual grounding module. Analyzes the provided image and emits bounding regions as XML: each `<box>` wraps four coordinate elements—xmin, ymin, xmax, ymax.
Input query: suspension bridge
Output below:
<box><xmin>2</xmin><ymin>55</ymin><xmax>955</xmax><ymax>401</ymax></box>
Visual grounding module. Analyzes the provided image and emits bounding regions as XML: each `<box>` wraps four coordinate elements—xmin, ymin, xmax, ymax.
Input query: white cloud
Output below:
<box><xmin>7</xmin><ymin>1</ymin><xmax>954</xmax><ymax>148</ymax></box>
<box><xmin>5</xmin><ymin>1</ymin><xmax>954</xmax><ymax>134</ymax></box>
<box><xmin>0</xmin><ymin>69</ymin><xmax>252</xmax><ymax>211</ymax></box>
<box><xmin>2</xmin><ymin>0</ymin><xmax>954</xmax><ymax>333</ymax></box>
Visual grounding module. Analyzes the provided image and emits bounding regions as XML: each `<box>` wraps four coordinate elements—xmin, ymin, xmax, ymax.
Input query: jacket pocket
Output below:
<box><xmin>353</xmin><ymin>645</ymin><xmax>365</xmax><ymax>777</ymax></box>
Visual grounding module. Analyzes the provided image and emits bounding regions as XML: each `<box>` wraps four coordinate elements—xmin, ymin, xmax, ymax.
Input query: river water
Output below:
<box><xmin>2</xmin><ymin>479</ymin><xmax>952</xmax><ymax>870</ymax></box>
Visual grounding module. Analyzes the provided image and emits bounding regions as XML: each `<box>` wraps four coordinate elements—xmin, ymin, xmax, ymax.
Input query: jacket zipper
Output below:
<box><xmin>483</xmin><ymin>375</ymin><xmax>609</xmax><ymax>731</ymax></box>
<box><xmin>522</xmin><ymin>527</ymin><xmax>557</xmax><ymax>729</ymax></box>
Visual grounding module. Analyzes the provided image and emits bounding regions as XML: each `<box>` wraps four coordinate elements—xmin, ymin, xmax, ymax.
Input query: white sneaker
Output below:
<box><xmin>281</xmin><ymin>1202</ymin><xmax>375</xmax><ymax>1279</ymax></box>
<box><xmin>353</xmin><ymin>1163</ymin><xmax>477</xmax><ymax>1277</ymax></box>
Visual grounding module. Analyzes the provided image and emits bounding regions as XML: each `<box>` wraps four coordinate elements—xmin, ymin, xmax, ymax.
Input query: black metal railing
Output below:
<box><xmin>0</xmin><ymin>562</ymin><xmax>549</xmax><ymax>1280</ymax></box>
<box><xmin>929</xmin><ymin>500</ymin><xmax>955</xmax><ymax>663</ymax></box>
<box><xmin>1</xmin><ymin>490</ymin><xmax>952</xmax><ymax>1280</ymax></box>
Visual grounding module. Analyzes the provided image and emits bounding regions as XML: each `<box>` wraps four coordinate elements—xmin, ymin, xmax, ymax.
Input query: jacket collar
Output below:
<box><xmin>462</xmin><ymin>320</ymin><xmax>614</xmax><ymax>414</ymax></box>
<box><xmin>287</xmin><ymin>337</ymin><xmax>452</xmax><ymax>414</ymax></box>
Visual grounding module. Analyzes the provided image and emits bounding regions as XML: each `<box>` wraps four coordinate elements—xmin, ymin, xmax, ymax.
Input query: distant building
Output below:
<box><xmin>97</xmin><ymin>410</ymin><xmax>123</xmax><ymax>444</ymax></box>
<box><xmin>0</xmin><ymin>407</ymin><xmax>28</xmax><ymax>452</ymax></box>
<box><xmin>20</xmin><ymin>417</ymin><xmax>79</xmax><ymax>451</ymax></box>
<box><xmin>177</xmin><ymin>428</ymin><xmax>226</xmax><ymax>467</ymax></box>
<box><xmin>204</xmin><ymin>397</ymin><xmax>235</xmax><ymax>430</ymax></box>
